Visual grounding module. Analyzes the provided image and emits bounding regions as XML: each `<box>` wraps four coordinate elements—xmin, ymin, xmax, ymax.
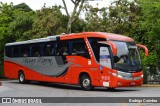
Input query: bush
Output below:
<box><xmin>141</xmin><ymin>51</ymin><xmax>159</xmax><ymax>84</ymax></box>
<box><xmin>0</xmin><ymin>54</ymin><xmax>4</xmax><ymax>78</ymax></box>
<box><xmin>0</xmin><ymin>64</ymin><xmax>4</xmax><ymax>78</ymax></box>
<box><xmin>143</xmin><ymin>66</ymin><xmax>150</xmax><ymax>84</ymax></box>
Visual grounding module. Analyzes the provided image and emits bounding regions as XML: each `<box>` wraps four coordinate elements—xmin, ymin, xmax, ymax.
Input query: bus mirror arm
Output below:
<box><xmin>136</xmin><ymin>44</ymin><xmax>149</xmax><ymax>57</ymax></box>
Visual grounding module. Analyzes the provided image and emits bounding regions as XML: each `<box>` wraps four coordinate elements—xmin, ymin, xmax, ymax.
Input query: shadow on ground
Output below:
<box><xmin>9</xmin><ymin>80</ymin><xmax>139</xmax><ymax>92</ymax></box>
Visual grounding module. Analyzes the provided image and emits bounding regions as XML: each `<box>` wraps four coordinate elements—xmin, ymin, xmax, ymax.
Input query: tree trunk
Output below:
<box><xmin>62</xmin><ymin>0</ymin><xmax>85</xmax><ymax>34</ymax></box>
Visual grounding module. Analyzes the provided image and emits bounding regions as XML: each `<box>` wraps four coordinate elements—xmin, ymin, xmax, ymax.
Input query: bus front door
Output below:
<box><xmin>98</xmin><ymin>44</ymin><xmax>112</xmax><ymax>87</ymax></box>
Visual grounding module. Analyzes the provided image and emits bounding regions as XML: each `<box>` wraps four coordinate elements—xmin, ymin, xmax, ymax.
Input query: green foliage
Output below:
<box><xmin>62</xmin><ymin>0</ymin><xmax>85</xmax><ymax>33</ymax></box>
<box><xmin>84</xmin><ymin>4</ymin><xmax>109</xmax><ymax>32</ymax></box>
<box><xmin>141</xmin><ymin>51</ymin><xmax>158</xmax><ymax>73</ymax></box>
<box><xmin>71</xmin><ymin>18</ymin><xmax>86</xmax><ymax>33</ymax></box>
<box><xmin>139</xmin><ymin>0</ymin><xmax>160</xmax><ymax>46</ymax></box>
<box><xmin>0</xmin><ymin>2</ymin><xmax>14</xmax><ymax>78</ymax></box>
<box><xmin>9</xmin><ymin>11</ymin><xmax>35</xmax><ymax>41</ymax></box>
<box><xmin>141</xmin><ymin>50</ymin><xmax>158</xmax><ymax>83</ymax></box>
<box><xmin>142</xmin><ymin>52</ymin><xmax>158</xmax><ymax>67</ymax></box>
<box><xmin>0</xmin><ymin>2</ymin><xmax>14</xmax><ymax>45</ymax></box>
<box><xmin>13</xmin><ymin>3</ymin><xmax>32</xmax><ymax>12</ymax></box>
<box><xmin>138</xmin><ymin>0</ymin><xmax>160</xmax><ymax>82</ymax></box>
<box><xmin>84</xmin><ymin>0</ymin><xmax>142</xmax><ymax>35</ymax></box>
<box><xmin>26</xmin><ymin>6</ymin><xmax>66</xmax><ymax>38</ymax></box>
<box><xmin>0</xmin><ymin>64</ymin><xmax>4</xmax><ymax>78</ymax></box>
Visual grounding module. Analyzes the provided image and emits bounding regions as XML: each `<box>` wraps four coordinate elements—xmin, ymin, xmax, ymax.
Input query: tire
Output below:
<box><xmin>18</xmin><ymin>71</ymin><xmax>27</xmax><ymax>84</ymax></box>
<box><xmin>80</xmin><ymin>74</ymin><xmax>93</xmax><ymax>91</ymax></box>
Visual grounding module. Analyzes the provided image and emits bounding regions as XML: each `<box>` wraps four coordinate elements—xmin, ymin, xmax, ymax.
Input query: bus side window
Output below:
<box><xmin>5</xmin><ymin>46</ymin><xmax>12</xmax><ymax>57</ymax></box>
<box><xmin>31</xmin><ymin>44</ymin><xmax>41</xmax><ymax>57</ymax></box>
<box><xmin>56</xmin><ymin>41</ymin><xmax>69</xmax><ymax>56</ymax></box>
<box><xmin>43</xmin><ymin>43</ymin><xmax>55</xmax><ymax>56</ymax></box>
<box><xmin>21</xmin><ymin>45</ymin><xmax>30</xmax><ymax>57</ymax></box>
<box><xmin>71</xmin><ymin>39</ymin><xmax>90</xmax><ymax>58</ymax></box>
<box><xmin>12</xmin><ymin>46</ymin><xmax>20</xmax><ymax>57</ymax></box>
<box><xmin>88</xmin><ymin>39</ymin><xmax>99</xmax><ymax>62</ymax></box>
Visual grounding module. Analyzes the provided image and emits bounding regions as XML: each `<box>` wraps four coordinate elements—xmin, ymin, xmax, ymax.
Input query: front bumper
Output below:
<box><xmin>102</xmin><ymin>77</ymin><xmax>143</xmax><ymax>88</ymax></box>
<box><xmin>102</xmin><ymin>71</ymin><xmax>143</xmax><ymax>88</ymax></box>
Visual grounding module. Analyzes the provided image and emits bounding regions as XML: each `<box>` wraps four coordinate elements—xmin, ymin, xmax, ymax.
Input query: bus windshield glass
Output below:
<box><xmin>113</xmin><ymin>41</ymin><xmax>142</xmax><ymax>72</ymax></box>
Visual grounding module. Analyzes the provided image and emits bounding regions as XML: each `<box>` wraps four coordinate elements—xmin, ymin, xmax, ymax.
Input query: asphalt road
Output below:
<box><xmin>0</xmin><ymin>80</ymin><xmax>160</xmax><ymax>106</ymax></box>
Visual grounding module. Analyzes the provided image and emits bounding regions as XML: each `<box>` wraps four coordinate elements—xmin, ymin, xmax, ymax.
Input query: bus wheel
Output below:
<box><xmin>80</xmin><ymin>74</ymin><xmax>93</xmax><ymax>91</ymax></box>
<box><xmin>18</xmin><ymin>71</ymin><xmax>27</xmax><ymax>84</ymax></box>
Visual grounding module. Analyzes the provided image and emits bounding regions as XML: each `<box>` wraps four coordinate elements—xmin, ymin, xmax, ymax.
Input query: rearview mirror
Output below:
<box><xmin>136</xmin><ymin>44</ymin><xmax>148</xmax><ymax>57</ymax></box>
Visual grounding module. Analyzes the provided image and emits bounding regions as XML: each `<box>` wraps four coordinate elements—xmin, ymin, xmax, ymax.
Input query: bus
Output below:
<box><xmin>4</xmin><ymin>32</ymin><xmax>148</xmax><ymax>90</ymax></box>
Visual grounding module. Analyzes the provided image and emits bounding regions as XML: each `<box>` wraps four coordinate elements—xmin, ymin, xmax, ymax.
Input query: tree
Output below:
<box><xmin>0</xmin><ymin>2</ymin><xmax>14</xmax><ymax>49</ymax></box>
<box><xmin>9</xmin><ymin>10</ymin><xmax>35</xmax><ymax>41</ymax></box>
<box><xmin>62</xmin><ymin>0</ymin><xmax>85</xmax><ymax>33</ymax></box>
<box><xmin>139</xmin><ymin>0</ymin><xmax>160</xmax><ymax>80</ymax></box>
<box><xmin>26</xmin><ymin>5</ymin><xmax>66</xmax><ymax>39</ymax></box>
<box><xmin>0</xmin><ymin>2</ymin><xmax>34</xmax><ymax>42</ymax></box>
<box><xmin>13</xmin><ymin>3</ymin><xmax>32</xmax><ymax>12</ymax></box>
<box><xmin>0</xmin><ymin>2</ymin><xmax>34</xmax><ymax>78</ymax></box>
<box><xmin>0</xmin><ymin>2</ymin><xmax>15</xmax><ymax>78</ymax></box>
<box><xmin>84</xmin><ymin>3</ymin><xmax>109</xmax><ymax>32</ymax></box>
<box><xmin>108</xmin><ymin>0</ymin><xmax>142</xmax><ymax>35</ymax></box>
<box><xmin>72</xmin><ymin>18</ymin><xmax>86</xmax><ymax>33</ymax></box>
<box><xmin>139</xmin><ymin>0</ymin><xmax>160</xmax><ymax>50</ymax></box>
<box><xmin>84</xmin><ymin>0</ymin><xmax>141</xmax><ymax>34</ymax></box>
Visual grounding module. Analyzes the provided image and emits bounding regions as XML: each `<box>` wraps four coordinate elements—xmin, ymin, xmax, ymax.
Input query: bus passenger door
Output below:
<box><xmin>98</xmin><ymin>44</ymin><xmax>112</xmax><ymax>84</ymax></box>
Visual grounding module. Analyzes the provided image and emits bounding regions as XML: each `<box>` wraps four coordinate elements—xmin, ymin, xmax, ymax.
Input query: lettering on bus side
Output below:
<box><xmin>22</xmin><ymin>57</ymin><xmax>54</xmax><ymax>65</ymax></box>
<box><xmin>37</xmin><ymin>57</ymin><xmax>54</xmax><ymax>65</ymax></box>
<box><xmin>22</xmin><ymin>58</ymin><xmax>36</xmax><ymax>65</ymax></box>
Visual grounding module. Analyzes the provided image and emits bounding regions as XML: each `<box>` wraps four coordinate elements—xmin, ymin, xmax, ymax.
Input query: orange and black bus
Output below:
<box><xmin>4</xmin><ymin>32</ymin><xmax>148</xmax><ymax>90</ymax></box>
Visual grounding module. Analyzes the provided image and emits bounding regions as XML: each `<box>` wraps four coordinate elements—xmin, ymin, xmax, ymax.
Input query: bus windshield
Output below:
<box><xmin>113</xmin><ymin>41</ymin><xmax>142</xmax><ymax>72</ymax></box>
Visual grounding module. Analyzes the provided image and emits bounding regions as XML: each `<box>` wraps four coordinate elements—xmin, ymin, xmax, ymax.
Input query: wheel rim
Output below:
<box><xmin>20</xmin><ymin>74</ymin><xmax>24</xmax><ymax>82</ymax></box>
<box><xmin>83</xmin><ymin>78</ymin><xmax>90</xmax><ymax>88</ymax></box>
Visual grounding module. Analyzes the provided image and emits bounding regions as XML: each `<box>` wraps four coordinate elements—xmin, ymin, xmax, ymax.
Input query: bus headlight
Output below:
<box><xmin>110</xmin><ymin>71</ymin><xmax>134</xmax><ymax>80</ymax></box>
<box><xmin>112</xmin><ymin>73</ymin><xmax>117</xmax><ymax>77</ymax></box>
<box><xmin>117</xmin><ymin>74</ymin><xmax>123</xmax><ymax>78</ymax></box>
<box><xmin>141</xmin><ymin>74</ymin><xmax>143</xmax><ymax>78</ymax></box>
<box><xmin>110</xmin><ymin>72</ymin><xmax>123</xmax><ymax>78</ymax></box>
<box><xmin>134</xmin><ymin>74</ymin><xmax>143</xmax><ymax>80</ymax></box>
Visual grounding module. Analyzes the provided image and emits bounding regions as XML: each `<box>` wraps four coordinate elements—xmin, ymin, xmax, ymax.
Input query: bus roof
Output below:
<box><xmin>60</xmin><ymin>32</ymin><xmax>134</xmax><ymax>42</ymax></box>
<box><xmin>87</xmin><ymin>32</ymin><xmax>134</xmax><ymax>42</ymax></box>
<box><xmin>5</xmin><ymin>35</ymin><xmax>61</xmax><ymax>46</ymax></box>
<box><xmin>5</xmin><ymin>32</ymin><xmax>134</xmax><ymax>46</ymax></box>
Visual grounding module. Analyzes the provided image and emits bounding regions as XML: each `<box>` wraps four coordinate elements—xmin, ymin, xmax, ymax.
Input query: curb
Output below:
<box><xmin>142</xmin><ymin>84</ymin><xmax>160</xmax><ymax>87</ymax></box>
